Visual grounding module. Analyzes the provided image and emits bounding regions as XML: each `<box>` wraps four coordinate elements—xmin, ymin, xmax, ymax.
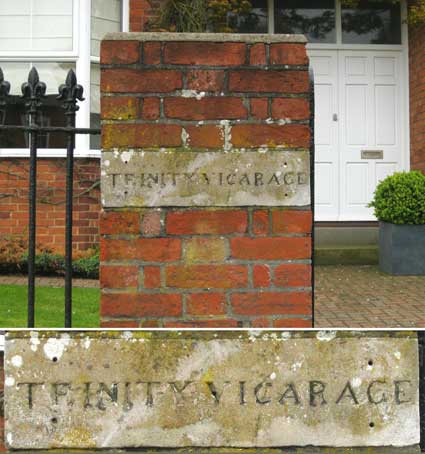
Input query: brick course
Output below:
<box><xmin>100</xmin><ymin>36</ymin><xmax>313</xmax><ymax>328</ymax></box>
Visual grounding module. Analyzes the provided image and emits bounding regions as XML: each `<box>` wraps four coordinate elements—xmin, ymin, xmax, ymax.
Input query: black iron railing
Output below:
<box><xmin>0</xmin><ymin>67</ymin><xmax>100</xmax><ymax>328</ymax></box>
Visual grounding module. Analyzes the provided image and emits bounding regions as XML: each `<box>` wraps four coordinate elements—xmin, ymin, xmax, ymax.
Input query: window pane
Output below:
<box><xmin>275</xmin><ymin>0</ymin><xmax>336</xmax><ymax>43</ymax></box>
<box><xmin>90</xmin><ymin>63</ymin><xmax>101</xmax><ymax>149</ymax></box>
<box><xmin>0</xmin><ymin>62</ymin><xmax>75</xmax><ymax>149</ymax></box>
<box><xmin>0</xmin><ymin>0</ymin><xmax>73</xmax><ymax>52</ymax></box>
<box><xmin>230</xmin><ymin>0</ymin><xmax>268</xmax><ymax>33</ymax></box>
<box><xmin>91</xmin><ymin>0</ymin><xmax>122</xmax><ymax>58</ymax></box>
<box><xmin>342</xmin><ymin>1</ymin><xmax>401</xmax><ymax>44</ymax></box>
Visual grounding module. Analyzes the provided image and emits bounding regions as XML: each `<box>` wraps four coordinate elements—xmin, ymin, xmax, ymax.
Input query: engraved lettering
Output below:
<box><xmin>123</xmin><ymin>382</ymin><xmax>133</xmax><ymax>411</ymax></box>
<box><xmin>169</xmin><ymin>173</ymin><xmax>179</xmax><ymax>186</ymax></box>
<box><xmin>143</xmin><ymin>173</ymin><xmax>159</xmax><ymax>188</ymax></box>
<box><xmin>394</xmin><ymin>380</ymin><xmax>412</xmax><ymax>404</ymax></box>
<box><xmin>254</xmin><ymin>172</ymin><xmax>264</xmax><ymax>186</ymax></box>
<box><xmin>239</xmin><ymin>381</ymin><xmax>247</xmax><ymax>405</ymax></box>
<box><xmin>227</xmin><ymin>174</ymin><xmax>236</xmax><ymax>185</ymax></box>
<box><xmin>111</xmin><ymin>173</ymin><xmax>119</xmax><ymax>187</ymax></box>
<box><xmin>138</xmin><ymin>381</ymin><xmax>161</xmax><ymax>407</ymax></box>
<box><xmin>298</xmin><ymin>172</ymin><xmax>308</xmax><ymax>185</ymax></box>
<box><xmin>278</xmin><ymin>383</ymin><xmax>300</xmax><ymax>405</ymax></box>
<box><xmin>254</xmin><ymin>382</ymin><xmax>272</xmax><ymax>405</ymax></box>
<box><xmin>283</xmin><ymin>172</ymin><xmax>295</xmax><ymax>185</ymax></box>
<box><xmin>201</xmin><ymin>173</ymin><xmax>210</xmax><ymax>184</ymax></box>
<box><xmin>206</xmin><ymin>382</ymin><xmax>230</xmax><ymax>404</ymax></box>
<box><xmin>268</xmin><ymin>173</ymin><xmax>280</xmax><ymax>185</ymax></box>
<box><xmin>185</xmin><ymin>173</ymin><xmax>197</xmax><ymax>184</ymax></box>
<box><xmin>18</xmin><ymin>382</ymin><xmax>43</xmax><ymax>410</ymax></box>
<box><xmin>169</xmin><ymin>381</ymin><xmax>193</xmax><ymax>405</ymax></box>
<box><xmin>83</xmin><ymin>382</ymin><xmax>93</xmax><ymax>409</ymax></box>
<box><xmin>239</xmin><ymin>174</ymin><xmax>251</xmax><ymax>185</ymax></box>
<box><xmin>309</xmin><ymin>381</ymin><xmax>327</xmax><ymax>407</ymax></box>
<box><xmin>367</xmin><ymin>380</ymin><xmax>387</xmax><ymax>404</ymax></box>
<box><xmin>52</xmin><ymin>382</ymin><xmax>72</xmax><ymax>406</ymax></box>
<box><xmin>336</xmin><ymin>381</ymin><xmax>359</xmax><ymax>405</ymax></box>
<box><xmin>97</xmin><ymin>383</ymin><xmax>118</xmax><ymax>411</ymax></box>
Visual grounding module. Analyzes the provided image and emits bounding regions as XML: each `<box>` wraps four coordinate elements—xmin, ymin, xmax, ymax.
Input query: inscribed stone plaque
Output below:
<box><xmin>101</xmin><ymin>150</ymin><xmax>310</xmax><ymax>207</ymax></box>
<box><xmin>4</xmin><ymin>331</ymin><xmax>419</xmax><ymax>449</ymax></box>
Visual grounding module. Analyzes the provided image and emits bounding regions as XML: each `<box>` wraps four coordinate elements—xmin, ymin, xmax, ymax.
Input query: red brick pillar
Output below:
<box><xmin>100</xmin><ymin>33</ymin><xmax>313</xmax><ymax>328</ymax></box>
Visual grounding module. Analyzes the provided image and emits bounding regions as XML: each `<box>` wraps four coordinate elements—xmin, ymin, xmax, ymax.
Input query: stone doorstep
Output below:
<box><xmin>9</xmin><ymin>447</ymin><xmax>422</xmax><ymax>454</ymax></box>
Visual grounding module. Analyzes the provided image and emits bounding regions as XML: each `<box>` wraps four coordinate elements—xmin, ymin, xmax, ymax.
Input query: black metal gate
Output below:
<box><xmin>0</xmin><ymin>67</ymin><xmax>100</xmax><ymax>328</ymax></box>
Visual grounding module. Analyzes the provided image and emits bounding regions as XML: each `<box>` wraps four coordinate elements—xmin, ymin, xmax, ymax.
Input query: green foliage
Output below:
<box><xmin>158</xmin><ymin>0</ymin><xmax>210</xmax><ymax>32</ymax></box>
<box><xmin>156</xmin><ymin>0</ymin><xmax>252</xmax><ymax>32</ymax></box>
<box><xmin>73</xmin><ymin>249</ymin><xmax>100</xmax><ymax>279</ymax></box>
<box><xmin>0</xmin><ymin>237</ymin><xmax>99</xmax><ymax>279</ymax></box>
<box><xmin>341</xmin><ymin>0</ymin><xmax>425</xmax><ymax>25</ymax></box>
<box><xmin>369</xmin><ymin>171</ymin><xmax>425</xmax><ymax>224</ymax></box>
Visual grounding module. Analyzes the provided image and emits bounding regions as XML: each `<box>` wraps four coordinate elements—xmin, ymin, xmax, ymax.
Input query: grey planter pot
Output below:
<box><xmin>379</xmin><ymin>221</ymin><xmax>425</xmax><ymax>275</ymax></box>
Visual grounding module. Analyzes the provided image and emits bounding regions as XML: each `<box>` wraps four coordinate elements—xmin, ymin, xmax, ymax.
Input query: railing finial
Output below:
<box><xmin>0</xmin><ymin>67</ymin><xmax>11</xmax><ymax>125</ymax></box>
<box><xmin>21</xmin><ymin>67</ymin><xmax>47</xmax><ymax>115</ymax></box>
<box><xmin>58</xmin><ymin>68</ymin><xmax>84</xmax><ymax>115</ymax></box>
<box><xmin>0</xmin><ymin>67</ymin><xmax>11</xmax><ymax>102</ymax></box>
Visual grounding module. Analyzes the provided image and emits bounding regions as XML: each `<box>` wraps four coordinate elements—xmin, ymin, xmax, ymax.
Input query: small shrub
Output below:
<box><xmin>369</xmin><ymin>171</ymin><xmax>425</xmax><ymax>224</ymax></box>
<box><xmin>0</xmin><ymin>235</ymin><xmax>27</xmax><ymax>274</ymax></box>
<box><xmin>73</xmin><ymin>248</ymin><xmax>99</xmax><ymax>279</ymax></box>
<box><xmin>0</xmin><ymin>237</ymin><xmax>99</xmax><ymax>278</ymax></box>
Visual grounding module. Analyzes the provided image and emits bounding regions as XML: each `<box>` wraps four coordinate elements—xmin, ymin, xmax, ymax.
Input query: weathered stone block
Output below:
<box><xmin>4</xmin><ymin>331</ymin><xmax>419</xmax><ymax>450</ymax></box>
<box><xmin>101</xmin><ymin>150</ymin><xmax>310</xmax><ymax>208</ymax></box>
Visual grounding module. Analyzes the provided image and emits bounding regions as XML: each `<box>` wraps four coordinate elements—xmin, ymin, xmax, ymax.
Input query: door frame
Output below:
<box><xmin>306</xmin><ymin>0</ymin><xmax>410</xmax><ymax>221</ymax></box>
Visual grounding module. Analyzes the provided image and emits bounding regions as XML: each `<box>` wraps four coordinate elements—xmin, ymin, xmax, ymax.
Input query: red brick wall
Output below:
<box><xmin>129</xmin><ymin>0</ymin><xmax>164</xmax><ymax>31</ymax></box>
<box><xmin>409</xmin><ymin>22</ymin><xmax>425</xmax><ymax>172</ymax></box>
<box><xmin>0</xmin><ymin>158</ymin><xmax>100</xmax><ymax>253</ymax></box>
<box><xmin>100</xmin><ymin>36</ymin><xmax>313</xmax><ymax>328</ymax></box>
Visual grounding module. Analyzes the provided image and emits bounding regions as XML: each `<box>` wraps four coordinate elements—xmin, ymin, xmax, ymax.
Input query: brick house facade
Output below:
<box><xmin>0</xmin><ymin>0</ymin><xmax>424</xmax><ymax>253</ymax></box>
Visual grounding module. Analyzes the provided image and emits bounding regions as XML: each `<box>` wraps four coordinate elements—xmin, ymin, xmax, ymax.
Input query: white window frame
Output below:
<box><xmin>270</xmin><ymin>0</ymin><xmax>407</xmax><ymax>50</ymax></box>
<box><xmin>0</xmin><ymin>0</ymin><xmax>129</xmax><ymax>159</ymax></box>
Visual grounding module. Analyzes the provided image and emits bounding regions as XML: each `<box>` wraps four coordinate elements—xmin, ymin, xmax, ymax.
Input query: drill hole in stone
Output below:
<box><xmin>369</xmin><ymin>422</ymin><xmax>375</xmax><ymax>428</ymax></box>
<box><xmin>52</xmin><ymin>357</ymin><xmax>58</xmax><ymax>363</ymax></box>
<box><xmin>51</xmin><ymin>417</ymin><xmax>58</xmax><ymax>424</ymax></box>
<box><xmin>368</xmin><ymin>359</ymin><xmax>373</xmax><ymax>366</ymax></box>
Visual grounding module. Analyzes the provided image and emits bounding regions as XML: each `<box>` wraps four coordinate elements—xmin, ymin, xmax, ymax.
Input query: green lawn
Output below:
<box><xmin>0</xmin><ymin>285</ymin><xmax>100</xmax><ymax>328</ymax></box>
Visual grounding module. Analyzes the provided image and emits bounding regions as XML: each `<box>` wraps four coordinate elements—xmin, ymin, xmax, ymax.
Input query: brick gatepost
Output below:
<box><xmin>100</xmin><ymin>33</ymin><xmax>313</xmax><ymax>328</ymax></box>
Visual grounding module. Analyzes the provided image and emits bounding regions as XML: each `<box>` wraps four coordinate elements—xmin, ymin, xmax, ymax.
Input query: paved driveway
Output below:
<box><xmin>315</xmin><ymin>265</ymin><xmax>425</xmax><ymax>328</ymax></box>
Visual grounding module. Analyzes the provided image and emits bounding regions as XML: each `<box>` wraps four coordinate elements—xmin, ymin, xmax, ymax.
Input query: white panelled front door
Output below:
<box><xmin>308</xmin><ymin>51</ymin><xmax>339</xmax><ymax>220</ymax></box>
<box><xmin>309</xmin><ymin>49</ymin><xmax>406</xmax><ymax>221</ymax></box>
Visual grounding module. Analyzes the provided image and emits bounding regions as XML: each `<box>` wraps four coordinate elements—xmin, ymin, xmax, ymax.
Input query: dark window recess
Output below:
<box><xmin>0</xmin><ymin>95</ymin><xmax>67</xmax><ymax>148</ymax></box>
<box><xmin>229</xmin><ymin>0</ymin><xmax>268</xmax><ymax>33</ymax></box>
<box><xmin>342</xmin><ymin>0</ymin><xmax>401</xmax><ymax>44</ymax></box>
<box><xmin>90</xmin><ymin>113</ymin><xmax>101</xmax><ymax>149</ymax></box>
<box><xmin>275</xmin><ymin>0</ymin><xmax>336</xmax><ymax>43</ymax></box>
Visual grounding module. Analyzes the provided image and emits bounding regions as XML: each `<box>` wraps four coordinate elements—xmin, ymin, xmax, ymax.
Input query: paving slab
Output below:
<box><xmin>314</xmin><ymin>266</ymin><xmax>425</xmax><ymax>328</ymax></box>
